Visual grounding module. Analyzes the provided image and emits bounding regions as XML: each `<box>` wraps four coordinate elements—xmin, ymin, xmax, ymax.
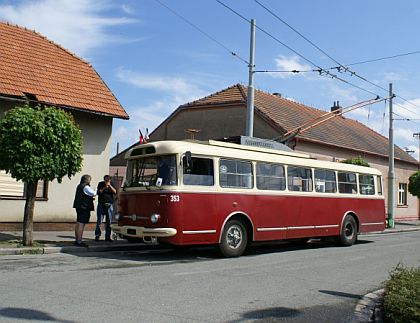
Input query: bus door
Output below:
<box><xmin>285</xmin><ymin>166</ymin><xmax>315</xmax><ymax>239</ymax></box>
<box><xmin>254</xmin><ymin>162</ymin><xmax>288</xmax><ymax>240</ymax></box>
<box><xmin>180</xmin><ymin>154</ymin><xmax>217</xmax><ymax>244</ymax></box>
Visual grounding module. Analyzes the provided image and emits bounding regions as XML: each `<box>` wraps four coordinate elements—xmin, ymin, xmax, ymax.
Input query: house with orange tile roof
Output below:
<box><xmin>117</xmin><ymin>84</ymin><xmax>417</xmax><ymax>221</ymax></box>
<box><xmin>0</xmin><ymin>22</ymin><xmax>129</xmax><ymax>229</ymax></box>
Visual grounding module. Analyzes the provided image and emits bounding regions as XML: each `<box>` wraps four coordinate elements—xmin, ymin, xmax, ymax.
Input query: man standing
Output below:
<box><xmin>73</xmin><ymin>174</ymin><xmax>96</xmax><ymax>247</ymax></box>
<box><xmin>95</xmin><ymin>175</ymin><xmax>116</xmax><ymax>242</ymax></box>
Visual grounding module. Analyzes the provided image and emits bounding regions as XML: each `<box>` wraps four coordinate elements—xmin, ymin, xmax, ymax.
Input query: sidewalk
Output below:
<box><xmin>0</xmin><ymin>230</ymin><xmax>145</xmax><ymax>255</ymax></box>
<box><xmin>0</xmin><ymin>221</ymin><xmax>418</xmax><ymax>256</ymax></box>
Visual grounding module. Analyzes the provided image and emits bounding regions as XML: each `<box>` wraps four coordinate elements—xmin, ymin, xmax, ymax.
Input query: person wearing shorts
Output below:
<box><xmin>73</xmin><ymin>174</ymin><xmax>96</xmax><ymax>247</ymax></box>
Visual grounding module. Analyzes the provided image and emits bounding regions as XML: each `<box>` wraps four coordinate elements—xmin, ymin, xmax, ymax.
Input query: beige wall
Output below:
<box><xmin>152</xmin><ymin>105</ymin><xmax>280</xmax><ymax>141</ymax></box>
<box><xmin>0</xmin><ymin>103</ymin><xmax>113</xmax><ymax>222</ymax></box>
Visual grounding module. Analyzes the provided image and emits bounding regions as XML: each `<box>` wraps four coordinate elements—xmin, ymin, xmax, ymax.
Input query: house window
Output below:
<box><xmin>0</xmin><ymin>170</ymin><xmax>48</xmax><ymax>199</ymax></box>
<box><xmin>398</xmin><ymin>183</ymin><xmax>408</xmax><ymax>206</ymax></box>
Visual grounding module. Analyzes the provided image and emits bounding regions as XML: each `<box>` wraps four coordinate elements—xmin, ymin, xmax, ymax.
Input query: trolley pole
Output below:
<box><xmin>245</xmin><ymin>18</ymin><xmax>255</xmax><ymax>137</ymax></box>
<box><xmin>387</xmin><ymin>83</ymin><xmax>395</xmax><ymax>228</ymax></box>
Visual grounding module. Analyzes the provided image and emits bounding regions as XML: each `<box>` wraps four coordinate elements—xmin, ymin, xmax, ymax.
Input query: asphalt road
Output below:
<box><xmin>0</xmin><ymin>231</ymin><xmax>419</xmax><ymax>323</ymax></box>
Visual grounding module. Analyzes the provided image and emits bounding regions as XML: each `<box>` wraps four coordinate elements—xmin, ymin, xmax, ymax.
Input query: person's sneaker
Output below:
<box><xmin>105</xmin><ymin>238</ymin><xmax>113</xmax><ymax>242</ymax></box>
<box><xmin>74</xmin><ymin>241</ymin><xmax>88</xmax><ymax>247</ymax></box>
<box><xmin>95</xmin><ymin>236</ymin><xmax>99</xmax><ymax>241</ymax></box>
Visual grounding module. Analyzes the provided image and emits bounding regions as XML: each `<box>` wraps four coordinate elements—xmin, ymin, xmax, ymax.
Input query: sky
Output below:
<box><xmin>1</xmin><ymin>0</ymin><xmax>420</xmax><ymax>159</ymax></box>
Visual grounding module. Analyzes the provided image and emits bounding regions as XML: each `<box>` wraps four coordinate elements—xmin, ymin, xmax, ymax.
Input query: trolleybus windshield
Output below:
<box><xmin>125</xmin><ymin>155</ymin><xmax>177</xmax><ymax>188</ymax></box>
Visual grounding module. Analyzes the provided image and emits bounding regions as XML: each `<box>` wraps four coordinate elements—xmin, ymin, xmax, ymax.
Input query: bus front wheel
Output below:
<box><xmin>338</xmin><ymin>215</ymin><xmax>358</xmax><ymax>246</ymax></box>
<box><xmin>219</xmin><ymin>219</ymin><xmax>248</xmax><ymax>257</ymax></box>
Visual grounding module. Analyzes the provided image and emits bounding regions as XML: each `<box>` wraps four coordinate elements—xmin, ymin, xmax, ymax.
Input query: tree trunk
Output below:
<box><xmin>23</xmin><ymin>180</ymin><xmax>38</xmax><ymax>246</ymax></box>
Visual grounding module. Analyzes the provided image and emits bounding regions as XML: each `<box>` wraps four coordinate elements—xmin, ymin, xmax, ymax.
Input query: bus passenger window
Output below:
<box><xmin>338</xmin><ymin>172</ymin><xmax>357</xmax><ymax>194</ymax></box>
<box><xmin>377</xmin><ymin>176</ymin><xmax>383</xmax><ymax>195</ymax></box>
<box><xmin>287</xmin><ymin>166</ymin><xmax>313</xmax><ymax>192</ymax></box>
<box><xmin>314</xmin><ymin>169</ymin><xmax>337</xmax><ymax>193</ymax></box>
<box><xmin>359</xmin><ymin>174</ymin><xmax>375</xmax><ymax>195</ymax></box>
<box><xmin>182</xmin><ymin>157</ymin><xmax>214</xmax><ymax>186</ymax></box>
<box><xmin>256</xmin><ymin>162</ymin><xmax>286</xmax><ymax>190</ymax></box>
<box><xmin>219</xmin><ymin>159</ymin><xmax>253</xmax><ymax>189</ymax></box>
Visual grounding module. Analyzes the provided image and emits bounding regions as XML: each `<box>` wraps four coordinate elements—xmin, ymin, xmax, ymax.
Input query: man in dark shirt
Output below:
<box><xmin>95</xmin><ymin>175</ymin><xmax>116</xmax><ymax>241</ymax></box>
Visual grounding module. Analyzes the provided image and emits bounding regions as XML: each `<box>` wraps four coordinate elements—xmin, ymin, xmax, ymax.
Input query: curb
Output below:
<box><xmin>353</xmin><ymin>289</ymin><xmax>384</xmax><ymax>323</ymax></box>
<box><xmin>361</xmin><ymin>227</ymin><xmax>419</xmax><ymax>236</ymax></box>
<box><xmin>0</xmin><ymin>243</ymin><xmax>146</xmax><ymax>256</ymax></box>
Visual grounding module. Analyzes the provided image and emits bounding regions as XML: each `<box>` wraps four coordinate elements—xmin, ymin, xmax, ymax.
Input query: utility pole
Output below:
<box><xmin>245</xmin><ymin>18</ymin><xmax>255</xmax><ymax>137</ymax></box>
<box><xmin>387</xmin><ymin>83</ymin><xmax>395</xmax><ymax>228</ymax></box>
<box><xmin>413</xmin><ymin>132</ymin><xmax>420</xmax><ymax>166</ymax></box>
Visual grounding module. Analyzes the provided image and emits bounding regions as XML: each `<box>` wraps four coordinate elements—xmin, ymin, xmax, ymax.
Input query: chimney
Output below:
<box><xmin>330</xmin><ymin>101</ymin><xmax>342</xmax><ymax>114</ymax></box>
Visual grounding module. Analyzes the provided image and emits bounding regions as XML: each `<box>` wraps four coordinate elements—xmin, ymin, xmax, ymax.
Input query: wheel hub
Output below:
<box><xmin>227</xmin><ymin>225</ymin><xmax>242</xmax><ymax>249</ymax></box>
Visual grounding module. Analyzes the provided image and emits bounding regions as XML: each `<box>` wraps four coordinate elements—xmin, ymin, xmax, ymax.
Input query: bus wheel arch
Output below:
<box><xmin>218</xmin><ymin>213</ymin><xmax>253</xmax><ymax>257</ymax></box>
<box><xmin>338</xmin><ymin>212</ymin><xmax>359</xmax><ymax>246</ymax></box>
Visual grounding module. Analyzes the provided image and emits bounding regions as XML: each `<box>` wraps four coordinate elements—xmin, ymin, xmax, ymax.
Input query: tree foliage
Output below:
<box><xmin>0</xmin><ymin>105</ymin><xmax>83</xmax><ymax>245</ymax></box>
<box><xmin>0</xmin><ymin>105</ymin><xmax>83</xmax><ymax>183</ymax></box>
<box><xmin>408</xmin><ymin>171</ymin><xmax>420</xmax><ymax>198</ymax></box>
<box><xmin>340</xmin><ymin>156</ymin><xmax>370</xmax><ymax>167</ymax></box>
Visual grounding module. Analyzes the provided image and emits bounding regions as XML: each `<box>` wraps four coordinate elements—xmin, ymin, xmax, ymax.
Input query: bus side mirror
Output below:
<box><xmin>185</xmin><ymin>151</ymin><xmax>192</xmax><ymax>174</ymax></box>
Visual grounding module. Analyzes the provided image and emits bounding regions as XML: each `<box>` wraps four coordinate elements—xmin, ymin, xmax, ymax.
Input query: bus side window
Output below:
<box><xmin>377</xmin><ymin>176</ymin><xmax>383</xmax><ymax>195</ymax></box>
<box><xmin>182</xmin><ymin>156</ymin><xmax>214</xmax><ymax>186</ymax></box>
<box><xmin>287</xmin><ymin>166</ymin><xmax>313</xmax><ymax>192</ymax></box>
<box><xmin>359</xmin><ymin>174</ymin><xmax>375</xmax><ymax>195</ymax></box>
<box><xmin>314</xmin><ymin>169</ymin><xmax>337</xmax><ymax>193</ymax></box>
<box><xmin>219</xmin><ymin>159</ymin><xmax>253</xmax><ymax>189</ymax></box>
<box><xmin>338</xmin><ymin>172</ymin><xmax>357</xmax><ymax>194</ymax></box>
<box><xmin>256</xmin><ymin>162</ymin><xmax>286</xmax><ymax>191</ymax></box>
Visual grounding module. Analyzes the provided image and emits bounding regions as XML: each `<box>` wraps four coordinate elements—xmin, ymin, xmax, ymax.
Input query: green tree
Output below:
<box><xmin>408</xmin><ymin>171</ymin><xmax>420</xmax><ymax>198</ymax></box>
<box><xmin>340</xmin><ymin>156</ymin><xmax>370</xmax><ymax>167</ymax></box>
<box><xmin>0</xmin><ymin>105</ymin><xmax>83</xmax><ymax>246</ymax></box>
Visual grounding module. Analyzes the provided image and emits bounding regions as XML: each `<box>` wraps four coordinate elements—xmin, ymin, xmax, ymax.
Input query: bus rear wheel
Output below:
<box><xmin>338</xmin><ymin>215</ymin><xmax>358</xmax><ymax>246</ymax></box>
<box><xmin>219</xmin><ymin>219</ymin><xmax>248</xmax><ymax>257</ymax></box>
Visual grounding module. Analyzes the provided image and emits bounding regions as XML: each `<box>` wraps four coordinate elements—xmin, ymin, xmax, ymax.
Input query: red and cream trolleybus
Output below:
<box><xmin>111</xmin><ymin>137</ymin><xmax>386</xmax><ymax>257</ymax></box>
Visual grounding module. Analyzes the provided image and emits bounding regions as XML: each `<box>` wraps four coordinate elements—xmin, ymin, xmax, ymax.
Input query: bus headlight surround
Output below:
<box><xmin>115</xmin><ymin>213</ymin><xmax>120</xmax><ymax>221</ymax></box>
<box><xmin>150</xmin><ymin>213</ymin><xmax>161</xmax><ymax>223</ymax></box>
<box><xmin>130</xmin><ymin>214</ymin><xmax>137</xmax><ymax>221</ymax></box>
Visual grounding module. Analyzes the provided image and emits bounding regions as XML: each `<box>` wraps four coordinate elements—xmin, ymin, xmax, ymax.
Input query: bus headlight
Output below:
<box><xmin>150</xmin><ymin>213</ymin><xmax>161</xmax><ymax>223</ymax></box>
<box><xmin>130</xmin><ymin>214</ymin><xmax>137</xmax><ymax>221</ymax></box>
<box><xmin>115</xmin><ymin>213</ymin><xmax>120</xmax><ymax>221</ymax></box>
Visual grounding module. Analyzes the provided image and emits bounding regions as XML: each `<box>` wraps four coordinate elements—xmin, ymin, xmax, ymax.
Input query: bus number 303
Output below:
<box><xmin>170</xmin><ymin>195</ymin><xmax>180</xmax><ymax>202</ymax></box>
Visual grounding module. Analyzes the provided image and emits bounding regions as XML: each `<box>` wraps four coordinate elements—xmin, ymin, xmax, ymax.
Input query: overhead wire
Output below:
<box><xmin>215</xmin><ymin>0</ymin><xmax>381</xmax><ymax>98</ymax></box>
<box><xmin>153</xmin><ymin>0</ymin><xmax>249</xmax><ymax>65</ymax></box>
<box><xmin>254</xmin><ymin>0</ymin><xmax>420</xmax><ymax>119</ymax></box>
<box><xmin>345</xmin><ymin>50</ymin><xmax>420</xmax><ymax>67</ymax></box>
<box><xmin>255</xmin><ymin>0</ymin><xmax>420</xmax><ymax>119</ymax></box>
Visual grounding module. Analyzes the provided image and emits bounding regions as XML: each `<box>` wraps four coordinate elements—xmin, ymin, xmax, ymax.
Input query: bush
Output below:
<box><xmin>340</xmin><ymin>156</ymin><xmax>370</xmax><ymax>167</ymax></box>
<box><xmin>383</xmin><ymin>265</ymin><xmax>420</xmax><ymax>323</ymax></box>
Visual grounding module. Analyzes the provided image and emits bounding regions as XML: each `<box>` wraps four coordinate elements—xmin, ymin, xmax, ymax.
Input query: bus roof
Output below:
<box><xmin>126</xmin><ymin>140</ymin><xmax>382</xmax><ymax>175</ymax></box>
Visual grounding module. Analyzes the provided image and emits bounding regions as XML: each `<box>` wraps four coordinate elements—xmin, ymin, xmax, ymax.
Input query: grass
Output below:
<box><xmin>383</xmin><ymin>264</ymin><xmax>420</xmax><ymax>323</ymax></box>
<box><xmin>0</xmin><ymin>239</ymin><xmax>44</xmax><ymax>248</ymax></box>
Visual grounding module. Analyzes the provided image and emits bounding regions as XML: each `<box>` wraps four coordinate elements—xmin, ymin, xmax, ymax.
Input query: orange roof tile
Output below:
<box><xmin>0</xmin><ymin>22</ymin><xmax>129</xmax><ymax>119</ymax></box>
<box><xmin>182</xmin><ymin>84</ymin><xmax>417</xmax><ymax>164</ymax></box>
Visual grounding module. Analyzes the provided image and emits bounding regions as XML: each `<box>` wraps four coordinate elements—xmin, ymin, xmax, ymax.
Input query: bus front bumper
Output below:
<box><xmin>111</xmin><ymin>224</ymin><xmax>177</xmax><ymax>238</ymax></box>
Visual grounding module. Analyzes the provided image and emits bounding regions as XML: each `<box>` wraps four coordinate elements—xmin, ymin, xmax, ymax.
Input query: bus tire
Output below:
<box><xmin>338</xmin><ymin>215</ymin><xmax>358</xmax><ymax>246</ymax></box>
<box><xmin>219</xmin><ymin>219</ymin><xmax>248</xmax><ymax>257</ymax></box>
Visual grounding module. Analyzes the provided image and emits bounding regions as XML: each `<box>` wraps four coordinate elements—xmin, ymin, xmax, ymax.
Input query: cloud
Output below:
<box><xmin>0</xmin><ymin>0</ymin><xmax>136</xmax><ymax>58</ymax></box>
<box><xmin>112</xmin><ymin>68</ymin><xmax>211</xmax><ymax>153</ymax></box>
<box><xmin>394</xmin><ymin>98</ymin><xmax>420</xmax><ymax>120</ymax></box>
<box><xmin>394</xmin><ymin>127</ymin><xmax>415</xmax><ymax>142</ymax></box>
<box><xmin>269</xmin><ymin>55</ymin><xmax>312</xmax><ymax>79</ymax></box>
